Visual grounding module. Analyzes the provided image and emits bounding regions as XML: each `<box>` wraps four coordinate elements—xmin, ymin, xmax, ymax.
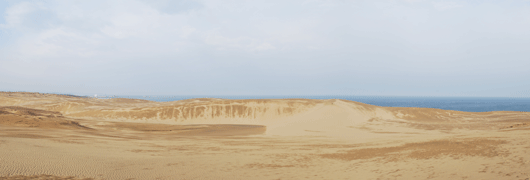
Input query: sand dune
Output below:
<box><xmin>1</xmin><ymin>92</ymin><xmax>530</xmax><ymax>179</ymax></box>
<box><xmin>0</xmin><ymin>106</ymin><xmax>90</xmax><ymax>130</ymax></box>
<box><xmin>2</xmin><ymin>92</ymin><xmax>528</xmax><ymax>136</ymax></box>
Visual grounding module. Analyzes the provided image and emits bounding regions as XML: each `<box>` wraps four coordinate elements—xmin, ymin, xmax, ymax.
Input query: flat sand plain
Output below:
<box><xmin>1</xmin><ymin>92</ymin><xmax>530</xmax><ymax>180</ymax></box>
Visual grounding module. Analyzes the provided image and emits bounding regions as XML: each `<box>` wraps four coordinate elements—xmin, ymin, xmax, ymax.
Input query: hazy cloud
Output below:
<box><xmin>1</xmin><ymin>0</ymin><xmax>530</xmax><ymax>96</ymax></box>
<box><xmin>432</xmin><ymin>1</ymin><xmax>464</xmax><ymax>11</ymax></box>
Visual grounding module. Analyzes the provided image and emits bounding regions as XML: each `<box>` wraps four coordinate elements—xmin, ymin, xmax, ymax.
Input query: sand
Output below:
<box><xmin>0</xmin><ymin>92</ymin><xmax>529</xmax><ymax>179</ymax></box>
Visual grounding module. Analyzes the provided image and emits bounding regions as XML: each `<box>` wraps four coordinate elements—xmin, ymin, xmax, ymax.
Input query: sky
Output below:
<box><xmin>0</xmin><ymin>0</ymin><xmax>530</xmax><ymax>97</ymax></box>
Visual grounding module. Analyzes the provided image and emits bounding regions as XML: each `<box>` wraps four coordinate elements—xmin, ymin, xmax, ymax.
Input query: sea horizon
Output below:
<box><xmin>3</xmin><ymin>92</ymin><xmax>530</xmax><ymax>112</ymax></box>
<box><xmin>98</xmin><ymin>94</ymin><xmax>530</xmax><ymax>113</ymax></box>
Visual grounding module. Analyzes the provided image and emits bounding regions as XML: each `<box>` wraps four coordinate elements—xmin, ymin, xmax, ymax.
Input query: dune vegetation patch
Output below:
<box><xmin>500</xmin><ymin>122</ymin><xmax>530</xmax><ymax>130</ymax></box>
<box><xmin>321</xmin><ymin>138</ymin><xmax>508</xmax><ymax>161</ymax></box>
<box><xmin>0</xmin><ymin>174</ymin><xmax>93</xmax><ymax>180</ymax></box>
<box><xmin>0</xmin><ymin>106</ymin><xmax>91</xmax><ymax>130</ymax></box>
<box><xmin>99</xmin><ymin>122</ymin><xmax>267</xmax><ymax>136</ymax></box>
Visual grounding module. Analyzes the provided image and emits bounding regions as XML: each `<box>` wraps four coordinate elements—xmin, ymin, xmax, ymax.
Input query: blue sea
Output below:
<box><xmin>97</xmin><ymin>95</ymin><xmax>530</xmax><ymax>112</ymax></box>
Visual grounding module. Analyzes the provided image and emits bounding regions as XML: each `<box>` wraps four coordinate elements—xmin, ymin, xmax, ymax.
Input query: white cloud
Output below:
<box><xmin>432</xmin><ymin>1</ymin><xmax>464</xmax><ymax>11</ymax></box>
<box><xmin>254</xmin><ymin>43</ymin><xmax>275</xmax><ymax>51</ymax></box>
<box><xmin>2</xmin><ymin>2</ymin><xmax>34</xmax><ymax>28</ymax></box>
<box><xmin>204</xmin><ymin>32</ymin><xmax>275</xmax><ymax>51</ymax></box>
<box><xmin>180</xmin><ymin>26</ymin><xmax>196</xmax><ymax>38</ymax></box>
<box><xmin>403</xmin><ymin>0</ymin><xmax>425</xmax><ymax>3</ymax></box>
<box><xmin>1</xmin><ymin>0</ymin><xmax>530</xmax><ymax>96</ymax></box>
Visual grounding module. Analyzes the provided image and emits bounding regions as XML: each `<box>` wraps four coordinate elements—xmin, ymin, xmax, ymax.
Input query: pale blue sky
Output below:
<box><xmin>1</xmin><ymin>0</ymin><xmax>530</xmax><ymax>97</ymax></box>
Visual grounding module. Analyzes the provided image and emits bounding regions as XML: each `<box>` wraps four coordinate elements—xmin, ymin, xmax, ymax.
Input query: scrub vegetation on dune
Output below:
<box><xmin>321</xmin><ymin>138</ymin><xmax>508</xmax><ymax>161</ymax></box>
<box><xmin>0</xmin><ymin>106</ymin><xmax>91</xmax><ymax>129</ymax></box>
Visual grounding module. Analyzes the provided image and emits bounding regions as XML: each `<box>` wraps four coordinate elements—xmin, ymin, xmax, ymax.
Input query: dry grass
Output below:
<box><xmin>100</xmin><ymin>122</ymin><xmax>266</xmax><ymax>136</ymax></box>
<box><xmin>321</xmin><ymin>138</ymin><xmax>508</xmax><ymax>161</ymax></box>
<box><xmin>0</xmin><ymin>106</ymin><xmax>91</xmax><ymax>130</ymax></box>
<box><xmin>0</xmin><ymin>175</ymin><xmax>93</xmax><ymax>180</ymax></box>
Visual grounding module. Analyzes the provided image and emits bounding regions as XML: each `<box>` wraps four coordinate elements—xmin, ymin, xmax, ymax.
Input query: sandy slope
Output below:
<box><xmin>1</xmin><ymin>92</ymin><xmax>530</xmax><ymax>180</ymax></box>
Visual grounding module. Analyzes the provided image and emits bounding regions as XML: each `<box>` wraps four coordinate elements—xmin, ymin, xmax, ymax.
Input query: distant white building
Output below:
<box><xmin>94</xmin><ymin>94</ymin><xmax>98</xmax><ymax>98</ymax></box>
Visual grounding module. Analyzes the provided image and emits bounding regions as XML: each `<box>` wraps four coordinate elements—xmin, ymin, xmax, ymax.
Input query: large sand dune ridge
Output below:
<box><xmin>1</xmin><ymin>92</ymin><xmax>528</xmax><ymax>136</ymax></box>
<box><xmin>1</xmin><ymin>92</ymin><xmax>530</xmax><ymax>179</ymax></box>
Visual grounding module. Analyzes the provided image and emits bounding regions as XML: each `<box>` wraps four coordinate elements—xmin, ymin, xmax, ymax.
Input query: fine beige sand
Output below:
<box><xmin>1</xmin><ymin>92</ymin><xmax>530</xmax><ymax>180</ymax></box>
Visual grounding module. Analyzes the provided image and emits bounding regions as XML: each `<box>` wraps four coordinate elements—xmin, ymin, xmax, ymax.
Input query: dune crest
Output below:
<box><xmin>2</xmin><ymin>92</ymin><xmax>530</xmax><ymax>136</ymax></box>
<box><xmin>2</xmin><ymin>92</ymin><xmax>530</xmax><ymax>179</ymax></box>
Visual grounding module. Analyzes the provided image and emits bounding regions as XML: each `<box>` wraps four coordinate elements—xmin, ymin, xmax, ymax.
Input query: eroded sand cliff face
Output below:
<box><xmin>1</xmin><ymin>93</ymin><xmax>317</xmax><ymax>121</ymax></box>
<box><xmin>1</xmin><ymin>92</ymin><xmax>528</xmax><ymax>135</ymax></box>
<box><xmin>1</xmin><ymin>92</ymin><xmax>530</xmax><ymax>180</ymax></box>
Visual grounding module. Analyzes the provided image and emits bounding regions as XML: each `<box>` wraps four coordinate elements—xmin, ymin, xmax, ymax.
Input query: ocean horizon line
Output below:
<box><xmin>2</xmin><ymin>91</ymin><xmax>530</xmax><ymax>99</ymax></box>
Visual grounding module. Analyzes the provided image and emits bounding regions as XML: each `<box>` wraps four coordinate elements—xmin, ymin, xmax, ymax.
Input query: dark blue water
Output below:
<box><xmin>98</xmin><ymin>95</ymin><xmax>530</xmax><ymax>112</ymax></box>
